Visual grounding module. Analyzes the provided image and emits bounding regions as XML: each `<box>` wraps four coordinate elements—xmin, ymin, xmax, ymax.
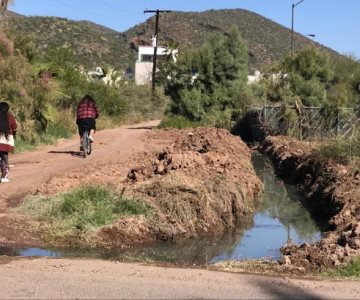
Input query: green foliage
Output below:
<box><xmin>253</xmin><ymin>48</ymin><xmax>360</xmax><ymax>109</ymax></box>
<box><xmin>289</xmin><ymin>73</ymin><xmax>326</xmax><ymax>106</ymax></box>
<box><xmin>19</xmin><ymin>186</ymin><xmax>152</xmax><ymax>247</ymax></box>
<box><xmin>0</xmin><ymin>30</ymin><xmax>167</xmax><ymax>150</ymax></box>
<box><xmin>288</xmin><ymin>48</ymin><xmax>334</xmax><ymax>83</ymax></box>
<box><xmin>159</xmin><ymin>115</ymin><xmax>202</xmax><ymax>129</ymax></box>
<box><xmin>331</xmin><ymin>54</ymin><xmax>360</xmax><ymax>107</ymax></box>
<box><xmin>163</xmin><ymin>28</ymin><xmax>252</xmax><ymax>127</ymax></box>
<box><xmin>13</xmin><ymin>34</ymin><xmax>36</xmax><ymax>62</ymax></box>
<box><xmin>323</xmin><ymin>256</ymin><xmax>360</xmax><ymax>278</ymax></box>
<box><xmin>284</xmin><ymin>48</ymin><xmax>334</xmax><ymax>107</ymax></box>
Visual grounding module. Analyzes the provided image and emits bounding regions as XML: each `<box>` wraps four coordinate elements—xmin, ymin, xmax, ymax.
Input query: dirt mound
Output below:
<box><xmin>35</xmin><ymin>128</ymin><xmax>262</xmax><ymax>247</ymax></box>
<box><xmin>127</xmin><ymin>128</ymin><xmax>257</xmax><ymax>184</ymax></box>
<box><xmin>262</xmin><ymin>136</ymin><xmax>360</xmax><ymax>272</ymax></box>
<box><xmin>101</xmin><ymin>128</ymin><xmax>262</xmax><ymax>245</ymax></box>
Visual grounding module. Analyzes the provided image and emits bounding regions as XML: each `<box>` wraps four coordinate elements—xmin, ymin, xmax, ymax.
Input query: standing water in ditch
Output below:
<box><xmin>0</xmin><ymin>154</ymin><xmax>322</xmax><ymax>264</ymax></box>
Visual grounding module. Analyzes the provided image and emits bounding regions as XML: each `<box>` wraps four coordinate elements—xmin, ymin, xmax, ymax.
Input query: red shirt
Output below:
<box><xmin>76</xmin><ymin>99</ymin><xmax>100</xmax><ymax>120</ymax></box>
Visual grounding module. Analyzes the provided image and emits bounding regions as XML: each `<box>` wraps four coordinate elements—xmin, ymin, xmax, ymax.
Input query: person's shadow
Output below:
<box><xmin>48</xmin><ymin>150</ymin><xmax>83</xmax><ymax>158</ymax></box>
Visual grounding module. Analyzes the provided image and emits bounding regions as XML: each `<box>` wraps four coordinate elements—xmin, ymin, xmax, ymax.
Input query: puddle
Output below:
<box><xmin>0</xmin><ymin>154</ymin><xmax>323</xmax><ymax>264</ymax></box>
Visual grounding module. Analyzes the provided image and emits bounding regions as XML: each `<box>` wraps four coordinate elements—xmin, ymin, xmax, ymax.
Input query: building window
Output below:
<box><xmin>141</xmin><ymin>55</ymin><xmax>153</xmax><ymax>62</ymax></box>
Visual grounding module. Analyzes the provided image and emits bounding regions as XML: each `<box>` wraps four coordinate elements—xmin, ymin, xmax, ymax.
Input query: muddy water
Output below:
<box><xmin>0</xmin><ymin>154</ymin><xmax>323</xmax><ymax>264</ymax></box>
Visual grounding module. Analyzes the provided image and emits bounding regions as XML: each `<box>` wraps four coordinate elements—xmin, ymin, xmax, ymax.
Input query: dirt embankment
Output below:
<box><xmin>39</xmin><ymin>128</ymin><xmax>262</xmax><ymax>246</ymax></box>
<box><xmin>262</xmin><ymin>136</ymin><xmax>360</xmax><ymax>272</ymax></box>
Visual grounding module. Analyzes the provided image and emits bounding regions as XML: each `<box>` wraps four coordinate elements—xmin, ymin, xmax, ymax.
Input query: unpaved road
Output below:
<box><xmin>0</xmin><ymin>120</ymin><xmax>359</xmax><ymax>299</ymax></box>
<box><xmin>0</xmin><ymin>120</ymin><xmax>160</xmax><ymax>209</ymax></box>
<box><xmin>0</xmin><ymin>258</ymin><xmax>359</xmax><ymax>299</ymax></box>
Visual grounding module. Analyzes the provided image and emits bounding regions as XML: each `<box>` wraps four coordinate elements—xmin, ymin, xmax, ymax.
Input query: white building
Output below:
<box><xmin>135</xmin><ymin>40</ymin><xmax>178</xmax><ymax>85</ymax></box>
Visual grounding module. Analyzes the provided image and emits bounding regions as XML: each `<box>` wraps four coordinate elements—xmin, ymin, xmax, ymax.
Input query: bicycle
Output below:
<box><xmin>81</xmin><ymin>125</ymin><xmax>92</xmax><ymax>158</ymax></box>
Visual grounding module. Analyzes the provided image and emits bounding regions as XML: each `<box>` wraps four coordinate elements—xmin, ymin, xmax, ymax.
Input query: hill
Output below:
<box><xmin>2</xmin><ymin>9</ymin><xmax>339</xmax><ymax>71</ymax></box>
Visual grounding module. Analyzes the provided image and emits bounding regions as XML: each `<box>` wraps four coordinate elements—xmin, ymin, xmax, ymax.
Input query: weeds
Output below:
<box><xmin>19</xmin><ymin>186</ymin><xmax>152</xmax><ymax>247</ymax></box>
<box><xmin>159</xmin><ymin>115</ymin><xmax>202</xmax><ymax>129</ymax></box>
<box><xmin>323</xmin><ymin>256</ymin><xmax>360</xmax><ymax>278</ymax></box>
<box><xmin>314</xmin><ymin>134</ymin><xmax>360</xmax><ymax>164</ymax></box>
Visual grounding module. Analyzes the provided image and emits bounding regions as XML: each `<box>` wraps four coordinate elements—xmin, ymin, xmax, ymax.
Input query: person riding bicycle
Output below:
<box><xmin>76</xmin><ymin>95</ymin><xmax>99</xmax><ymax>150</ymax></box>
<box><xmin>0</xmin><ymin>101</ymin><xmax>18</xmax><ymax>183</ymax></box>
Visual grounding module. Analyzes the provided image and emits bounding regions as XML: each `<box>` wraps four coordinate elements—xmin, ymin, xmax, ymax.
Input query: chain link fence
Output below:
<box><xmin>256</xmin><ymin>105</ymin><xmax>360</xmax><ymax>140</ymax></box>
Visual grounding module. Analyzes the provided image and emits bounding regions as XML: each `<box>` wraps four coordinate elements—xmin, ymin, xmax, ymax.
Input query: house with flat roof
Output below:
<box><xmin>135</xmin><ymin>38</ymin><xmax>178</xmax><ymax>85</ymax></box>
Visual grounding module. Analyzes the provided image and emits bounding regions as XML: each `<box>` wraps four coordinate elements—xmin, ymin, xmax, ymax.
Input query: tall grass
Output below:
<box><xmin>19</xmin><ymin>186</ymin><xmax>152</xmax><ymax>248</ymax></box>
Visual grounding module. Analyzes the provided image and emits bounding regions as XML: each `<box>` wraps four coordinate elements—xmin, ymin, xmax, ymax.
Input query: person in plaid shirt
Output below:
<box><xmin>76</xmin><ymin>95</ymin><xmax>99</xmax><ymax>148</ymax></box>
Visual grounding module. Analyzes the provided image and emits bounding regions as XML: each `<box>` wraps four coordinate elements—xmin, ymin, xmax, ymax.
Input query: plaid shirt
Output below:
<box><xmin>76</xmin><ymin>99</ymin><xmax>100</xmax><ymax>120</ymax></box>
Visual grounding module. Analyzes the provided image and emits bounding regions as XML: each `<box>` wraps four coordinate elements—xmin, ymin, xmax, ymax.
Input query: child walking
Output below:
<box><xmin>0</xmin><ymin>102</ymin><xmax>17</xmax><ymax>183</ymax></box>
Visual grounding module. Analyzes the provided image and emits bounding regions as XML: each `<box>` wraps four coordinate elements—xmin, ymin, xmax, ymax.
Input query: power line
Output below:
<box><xmin>50</xmin><ymin>0</ymin><xmax>126</xmax><ymax>20</ymax></box>
<box><xmin>95</xmin><ymin>0</ymin><xmax>140</xmax><ymax>16</ymax></box>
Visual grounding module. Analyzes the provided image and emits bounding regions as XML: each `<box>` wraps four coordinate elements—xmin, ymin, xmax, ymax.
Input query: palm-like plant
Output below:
<box><xmin>0</xmin><ymin>0</ymin><xmax>13</xmax><ymax>10</ymax></box>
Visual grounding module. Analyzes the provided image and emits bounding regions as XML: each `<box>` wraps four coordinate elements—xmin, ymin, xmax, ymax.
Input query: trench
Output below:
<box><xmin>0</xmin><ymin>154</ymin><xmax>324</xmax><ymax>264</ymax></box>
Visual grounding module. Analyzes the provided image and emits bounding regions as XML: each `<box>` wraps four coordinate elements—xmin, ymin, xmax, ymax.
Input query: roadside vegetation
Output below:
<box><xmin>314</xmin><ymin>133</ymin><xmax>360</xmax><ymax>164</ymax></box>
<box><xmin>0</xmin><ymin>30</ymin><xmax>167</xmax><ymax>151</ymax></box>
<box><xmin>19</xmin><ymin>186</ymin><xmax>152</xmax><ymax>248</ymax></box>
<box><xmin>323</xmin><ymin>256</ymin><xmax>360</xmax><ymax>278</ymax></box>
<box><xmin>158</xmin><ymin>26</ymin><xmax>360</xmax><ymax>136</ymax></box>
<box><xmin>159</xmin><ymin>27</ymin><xmax>255</xmax><ymax>130</ymax></box>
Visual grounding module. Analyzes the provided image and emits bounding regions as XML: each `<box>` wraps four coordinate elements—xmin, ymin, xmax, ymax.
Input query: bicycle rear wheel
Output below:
<box><xmin>82</xmin><ymin>131</ymin><xmax>88</xmax><ymax>158</ymax></box>
<box><xmin>87</xmin><ymin>137</ymin><xmax>92</xmax><ymax>155</ymax></box>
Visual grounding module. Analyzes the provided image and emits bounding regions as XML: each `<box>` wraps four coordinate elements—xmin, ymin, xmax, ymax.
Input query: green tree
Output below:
<box><xmin>164</xmin><ymin>28</ymin><xmax>251</xmax><ymax>125</ymax></box>
<box><xmin>257</xmin><ymin>48</ymin><xmax>336</xmax><ymax>107</ymax></box>
<box><xmin>289</xmin><ymin>48</ymin><xmax>334</xmax><ymax>83</ymax></box>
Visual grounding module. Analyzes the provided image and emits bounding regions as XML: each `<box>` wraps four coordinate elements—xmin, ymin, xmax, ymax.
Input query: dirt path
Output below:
<box><xmin>0</xmin><ymin>257</ymin><xmax>359</xmax><ymax>299</ymax></box>
<box><xmin>0</xmin><ymin>120</ymin><xmax>159</xmax><ymax>245</ymax></box>
<box><xmin>0</xmin><ymin>120</ymin><xmax>160</xmax><ymax>207</ymax></box>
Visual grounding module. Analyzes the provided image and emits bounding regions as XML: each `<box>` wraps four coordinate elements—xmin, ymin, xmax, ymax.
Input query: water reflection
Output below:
<box><xmin>253</xmin><ymin>153</ymin><xmax>322</xmax><ymax>243</ymax></box>
<box><xmin>0</xmin><ymin>154</ymin><xmax>322</xmax><ymax>264</ymax></box>
<box><xmin>209</xmin><ymin>154</ymin><xmax>322</xmax><ymax>262</ymax></box>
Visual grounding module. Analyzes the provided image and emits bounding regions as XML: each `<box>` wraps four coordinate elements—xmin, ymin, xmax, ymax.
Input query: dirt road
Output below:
<box><xmin>0</xmin><ymin>121</ymin><xmax>359</xmax><ymax>299</ymax></box>
<box><xmin>0</xmin><ymin>257</ymin><xmax>359</xmax><ymax>299</ymax></box>
<box><xmin>0</xmin><ymin>120</ymin><xmax>160</xmax><ymax>208</ymax></box>
<box><xmin>0</xmin><ymin>120</ymin><xmax>159</xmax><ymax>246</ymax></box>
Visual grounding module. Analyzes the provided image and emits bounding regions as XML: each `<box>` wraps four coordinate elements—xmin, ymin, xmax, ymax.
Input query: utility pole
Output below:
<box><xmin>290</xmin><ymin>0</ymin><xmax>305</xmax><ymax>73</ymax></box>
<box><xmin>144</xmin><ymin>9</ymin><xmax>172</xmax><ymax>96</ymax></box>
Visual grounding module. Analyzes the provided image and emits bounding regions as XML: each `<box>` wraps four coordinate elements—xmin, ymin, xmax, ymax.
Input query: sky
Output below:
<box><xmin>9</xmin><ymin>0</ymin><xmax>360</xmax><ymax>57</ymax></box>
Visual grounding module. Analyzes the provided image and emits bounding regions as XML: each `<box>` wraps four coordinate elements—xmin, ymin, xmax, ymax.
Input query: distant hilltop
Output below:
<box><xmin>2</xmin><ymin>9</ymin><xmax>340</xmax><ymax>71</ymax></box>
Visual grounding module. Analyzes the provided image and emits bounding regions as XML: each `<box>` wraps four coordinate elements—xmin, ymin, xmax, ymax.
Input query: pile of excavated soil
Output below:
<box><xmin>38</xmin><ymin>128</ymin><xmax>262</xmax><ymax>247</ymax></box>
<box><xmin>262</xmin><ymin>136</ymin><xmax>360</xmax><ymax>272</ymax></box>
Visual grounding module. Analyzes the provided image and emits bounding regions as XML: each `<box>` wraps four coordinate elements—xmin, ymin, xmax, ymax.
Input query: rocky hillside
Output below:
<box><xmin>2</xmin><ymin>9</ymin><xmax>339</xmax><ymax>71</ymax></box>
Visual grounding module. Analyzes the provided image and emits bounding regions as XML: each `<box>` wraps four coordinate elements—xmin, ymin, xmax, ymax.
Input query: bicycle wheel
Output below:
<box><xmin>82</xmin><ymin>131</ymin><xmax>88</xmax><ymax>158</ymax></box>
<box><xmin>87</xmin><ymin>136</ymin><xmax>92</xmax><ymax>155</ymax></box>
